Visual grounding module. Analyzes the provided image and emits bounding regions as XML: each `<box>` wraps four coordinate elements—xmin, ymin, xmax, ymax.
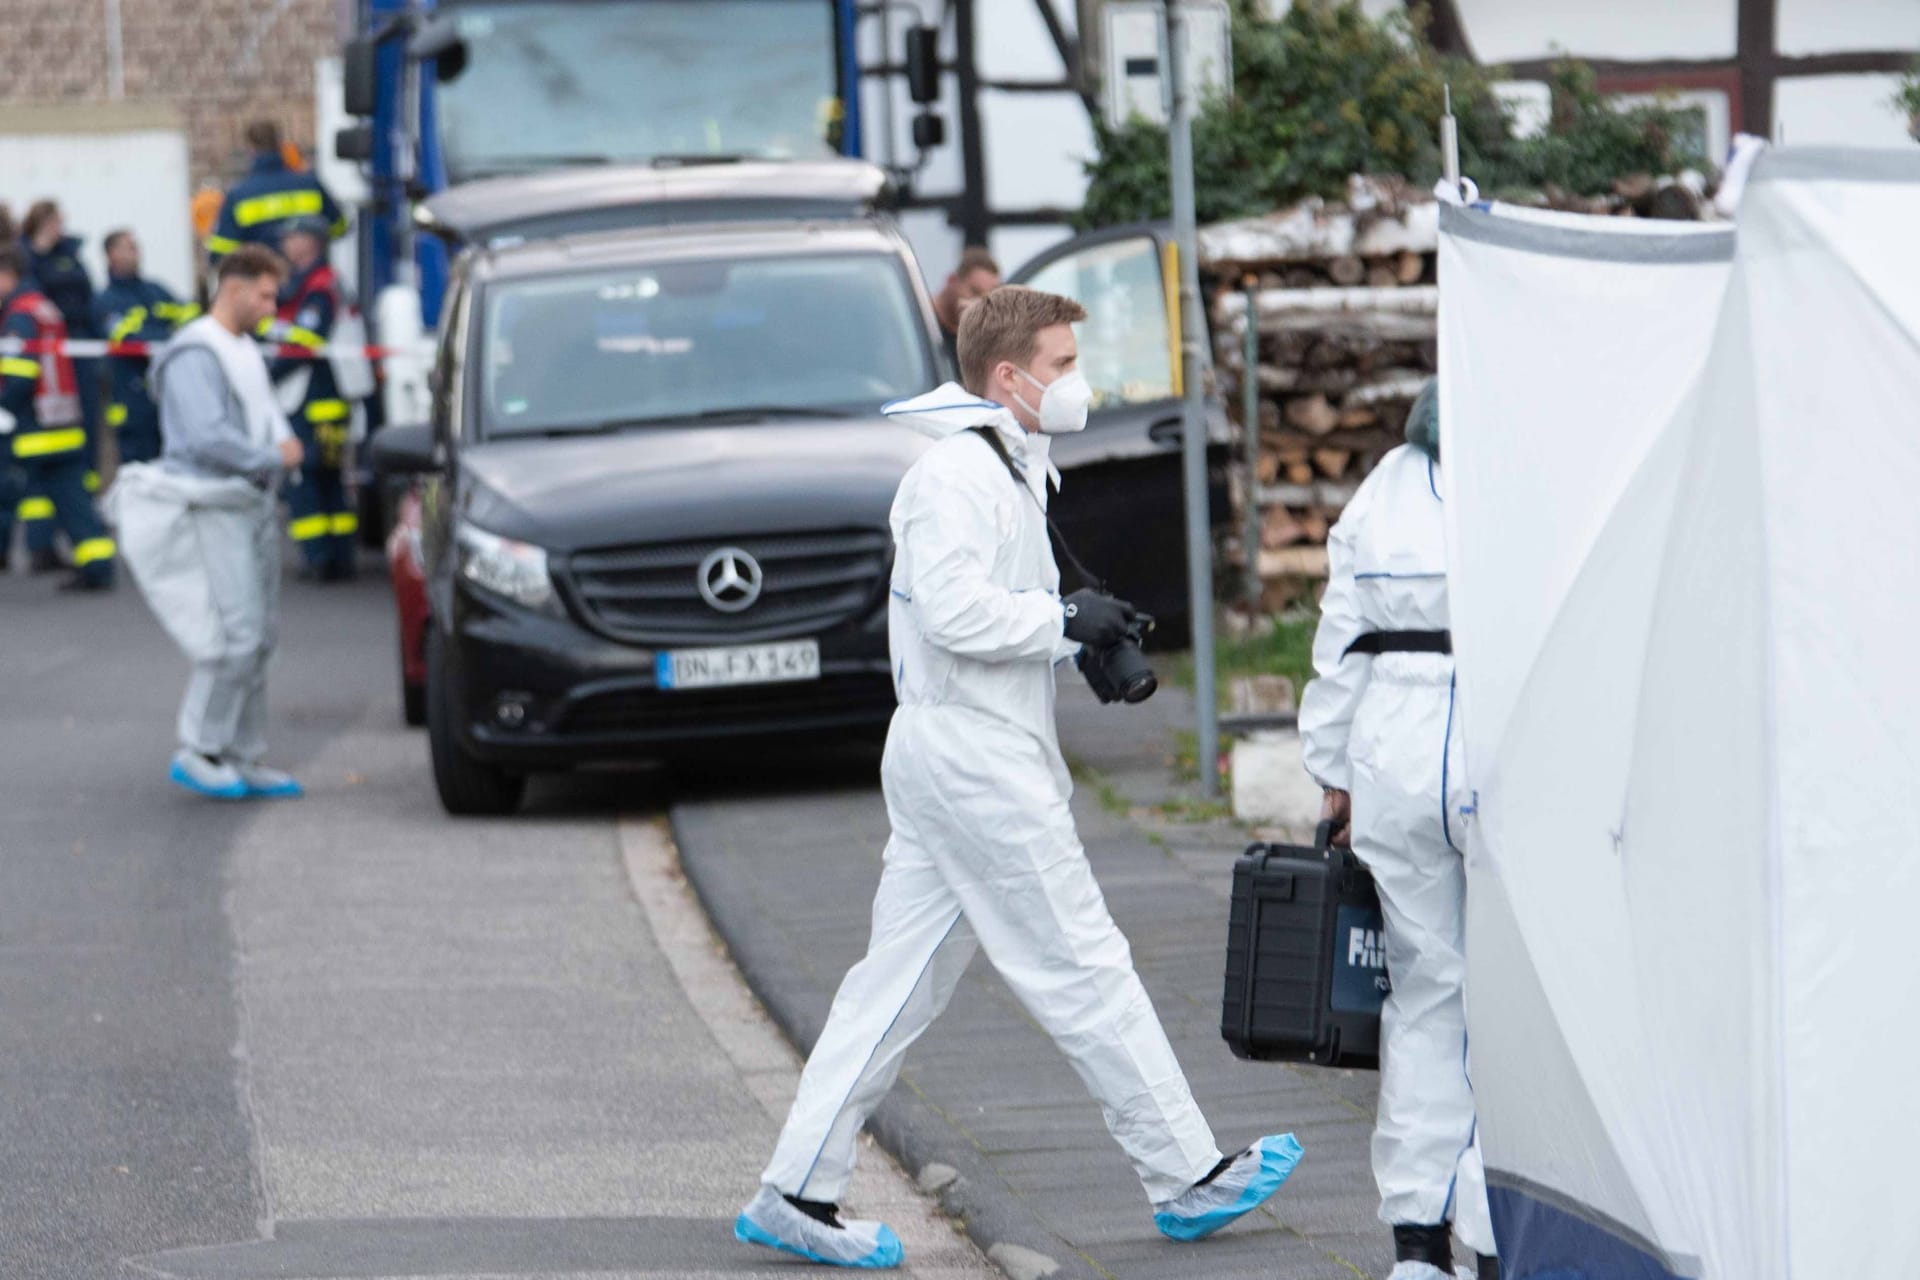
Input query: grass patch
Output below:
<box><xmin>1169</xmin><ymin>612</ymin><xmax>1320</xmax><ymax>711</ymax></box>
<box><xmin>1156</xmin><ymin>795</ymin><xmax>1234</xmax><ymax>824</ymax></box>
<box><xmin>1090</xmin><ymin>773</ymin><xmax>1130</xmax><ymax>817</ymax></box>
<box><xmin>1069</xmin><ymin>759</ymin><xmax>1135</xmax><ymax>817</ymax></box>
<box><xmin>1170</xmin><ymin>728</ymin><xmax>1235</xmax><ymax>799</ymax></box>
<box><xmin>1171</xmin><ymin>729</ymin><xmax>1200</xmax><ymax>783</ymax></box>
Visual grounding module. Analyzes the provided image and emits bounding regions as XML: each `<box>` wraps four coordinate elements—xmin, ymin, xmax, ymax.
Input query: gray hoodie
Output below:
<box><xmin>151</xmin><ymin>316</ymin><xmax>287</xmax><ymax>488</ymax></box>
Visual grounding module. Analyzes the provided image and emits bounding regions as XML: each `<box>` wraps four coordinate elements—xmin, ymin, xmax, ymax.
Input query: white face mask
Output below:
<box><xmin>1012</xmin><ymin>366</ymin><xmax>1093</xmax><ymax>435</ymax></box>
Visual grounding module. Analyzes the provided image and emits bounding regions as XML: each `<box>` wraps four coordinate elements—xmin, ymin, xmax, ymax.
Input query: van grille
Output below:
<box><xmin>560</xmin><ymin>528</ymin><xmax>890</xmax><ymax>645</ymax></box>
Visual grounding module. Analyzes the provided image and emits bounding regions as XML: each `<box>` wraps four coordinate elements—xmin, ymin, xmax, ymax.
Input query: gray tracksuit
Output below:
<box><xmin>147</xmin><ymin>320</ymin><xmax>287</xmax><ymax>763</ymax></box>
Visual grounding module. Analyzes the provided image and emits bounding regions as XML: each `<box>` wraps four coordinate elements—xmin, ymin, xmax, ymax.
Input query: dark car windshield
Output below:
<box><xmin>479</xmin><ymin>253</ymin><xmax>934</xmax><ymax>437</ymax></box>
<box><xmin>436</xmin><ymin>0</ymin><xmax>839</xmax><ymax>182</ymax></box>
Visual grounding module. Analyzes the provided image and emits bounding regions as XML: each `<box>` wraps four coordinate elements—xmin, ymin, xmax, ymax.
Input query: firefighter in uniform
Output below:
<box><xmin>94</xmin><ymin>229</ymin><xmax>198</xmax><ymax>466</ymax></box>
<box><xmin>268</xmin><ymin>217</ymin><xmax>356</xmax><ymax>581</ymax></box>
<box><xmin>207</xmin><ymin>121</ymin><xmax>346</xmax><ymax>263</ymax></box>
<box><xmin>0</xmin><ymin>246</ymin><xmax>114</xmax><ymax>590</ymax></box>
<box><xmin>19</xmin><ymin>201</ymin><xmax>106</xmax><ymax>567</ymax></box>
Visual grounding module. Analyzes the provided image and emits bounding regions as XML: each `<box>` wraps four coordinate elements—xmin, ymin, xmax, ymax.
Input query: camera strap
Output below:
<box><xmin>969</xmin><ymin>426</ymin><xmax>1104</xmax><ymax>593</ymax></box>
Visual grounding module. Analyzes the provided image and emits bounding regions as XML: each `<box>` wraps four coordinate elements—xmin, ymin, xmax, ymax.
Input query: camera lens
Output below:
<box><xmin>1100</xmin><ymin>640</ymin><xmax>1158</xmax><ymax>704</ymax></box>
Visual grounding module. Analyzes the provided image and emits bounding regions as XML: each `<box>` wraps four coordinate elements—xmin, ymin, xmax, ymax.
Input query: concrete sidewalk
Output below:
<box><xmin>676</xmin><ymin>676</ymin><xmax>1392</xmax><ymax>1280</ymax></box>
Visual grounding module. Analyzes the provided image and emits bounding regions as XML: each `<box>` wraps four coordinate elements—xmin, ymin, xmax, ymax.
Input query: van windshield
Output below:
<box><xmin>479</xmin><ymin>253</ymin><xmax>934</xmax><ymax>437</ymax></box>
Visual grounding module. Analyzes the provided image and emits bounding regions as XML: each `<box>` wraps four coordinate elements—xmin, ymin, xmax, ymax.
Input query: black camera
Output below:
<box><xmin>1078</xmin><ymin>612</ymin><xmax>1158</xmax><ymax>704</ymax></box>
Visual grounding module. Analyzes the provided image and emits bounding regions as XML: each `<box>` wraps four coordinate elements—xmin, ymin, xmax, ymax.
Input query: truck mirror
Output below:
<box><xmin>912</xmin><ymin>112</ymin><xmax>945</xmax><ymax>150</ymax></box>
<box><xmin>905</xmin><ymin>26</ymin><xmax>940</xmax><ymax>105</ymax></box>
<box><xmin>343</xmin><ymin>37</ymin><xmax>378</xmax><ymax>117</ymax></box>
<box><xmin>407</xmin><ymin>15</ymin><xmax>470</xmax><ymax>83</ymax></box>
<box><xmin>335</xmin><ymin>124</ymin><xmax>375</xmax><ymax>163</ymax></box>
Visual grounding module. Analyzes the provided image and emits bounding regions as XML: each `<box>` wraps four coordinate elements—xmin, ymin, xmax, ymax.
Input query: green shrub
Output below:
<box><xmin>1079</xmin><ymin>0</ymin><xmax>1714</xmax><ymax>230</ymax></box>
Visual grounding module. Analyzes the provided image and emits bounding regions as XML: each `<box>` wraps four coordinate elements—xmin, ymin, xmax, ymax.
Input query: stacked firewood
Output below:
<box><xmin>1201</xmin><ymin>177</ymin><xmax>1439</xmax><ymax>608</ymax></box>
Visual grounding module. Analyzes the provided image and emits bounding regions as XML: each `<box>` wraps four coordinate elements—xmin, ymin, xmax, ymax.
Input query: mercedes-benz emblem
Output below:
<box><xmin>696</xmin><ymin>547</ymin><xmax>765</xmax><ymax>613</ymax></box>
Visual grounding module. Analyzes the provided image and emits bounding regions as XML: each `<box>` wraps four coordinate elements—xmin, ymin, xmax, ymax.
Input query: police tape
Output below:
<box><xmin>0</xmin><ymin>336</ymin><xmax>424</xmax><ymax>361</ymax></box>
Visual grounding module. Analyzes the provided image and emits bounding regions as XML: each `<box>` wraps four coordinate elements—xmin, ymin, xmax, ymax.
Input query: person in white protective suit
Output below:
<box><xmin>1299</xmin><ymin>379</ymin><xmax>1496</xmax><ymax>1280</ymax></box>
<box><xmin>736</xmin><ymin>286</ymin><xmax>1303</xmax><ymax>1268</ymax></box>
<box><xmin>107</xmin><ymin>244</ymin><xmax>307</xmax><ymax>801</ymax></box>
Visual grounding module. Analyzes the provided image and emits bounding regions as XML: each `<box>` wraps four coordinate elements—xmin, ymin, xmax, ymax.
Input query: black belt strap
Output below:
<box><xmin>1344</xmin><ymin>629</ymin><xmax>1452</xmax><ymax>658</ymax></box>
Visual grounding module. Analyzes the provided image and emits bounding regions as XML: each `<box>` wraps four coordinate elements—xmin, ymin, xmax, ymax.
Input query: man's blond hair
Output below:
<box><xmin>956</xmin><ymin>285</ymin><xmax>1085</xmax><ymax>397</ymax></box>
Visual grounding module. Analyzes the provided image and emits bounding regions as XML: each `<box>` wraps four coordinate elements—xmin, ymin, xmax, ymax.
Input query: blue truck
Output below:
<box><xmin>332</xmin><ymin>0</ymin><xmax>953</xmax><ymax>330</ymax></box>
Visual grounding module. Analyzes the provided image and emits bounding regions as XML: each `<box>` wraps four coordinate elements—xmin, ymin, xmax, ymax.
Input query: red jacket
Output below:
<box><xmin>2</xmin><ymin>289</ymin><xmax>81</xmax><ymax>430</ymax></box>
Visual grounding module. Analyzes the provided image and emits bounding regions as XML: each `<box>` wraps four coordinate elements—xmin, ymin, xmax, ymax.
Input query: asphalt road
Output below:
<box><xmin>0</xmin><ymin>565</ymin><xmax>990</xmax><ymax>1280</ymax></box>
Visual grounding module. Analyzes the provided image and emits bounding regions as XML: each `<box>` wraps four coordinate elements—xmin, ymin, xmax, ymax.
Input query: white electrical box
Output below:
<box><xmin>1101</xmin><ymin>0</ymin><xmax>1232</xmax><ymax>131</ymax></box>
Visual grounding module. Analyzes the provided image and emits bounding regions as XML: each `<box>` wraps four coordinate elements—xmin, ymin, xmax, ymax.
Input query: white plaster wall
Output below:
<box><xmin>976</xmin><ymin>0</ymin><xmax>1079</xmax><ymax>82</ymax></box>
<box><xmin>1774</xmin><ymin>73</ymin><xmax>1916</xmax><ymax>145</ymax></box>
<box><xmin>979</xmin><ymin>89</ymin><xmax>1097</xmax><ymax>211</ymax></box>
<box><xmin>1452</xmin><ymin>0</ymin><xmax>1737</xmax><ymax>63</ymax></box>
<box><xmin>1777</xmin><ymin>0</ymin><xmax>1920</xmax><ymax>57</ymax></box>
<box><xmin>0</xmin><ymin>126</ymin><xmax>194</xmax><ymax>299</ymax></box>
<box><xmin>1494</xmin><ymin>80</ymin><xmax>1553</xmax><ymax>138</ymax></box>
<box><xmin>991</xmin><ymin>223</ymin><xmax>1076</xmax><ymax>277</ymax></box>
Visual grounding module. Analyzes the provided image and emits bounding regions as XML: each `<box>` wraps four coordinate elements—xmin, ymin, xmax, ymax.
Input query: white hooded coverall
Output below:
<box><xmin>1298</xmin><ymin>444</ymin><xmax>1493</xmax><ymax>1254</ymax></box>
<box><xmin>761</xmin><ymin>384</ymin><xmax>1223</xmax><ymax>1206</ymax></box>
<box><xmin>121</xmin><ymin>315</ymin><xmax>293</xmax><ymax>766</ymax></box>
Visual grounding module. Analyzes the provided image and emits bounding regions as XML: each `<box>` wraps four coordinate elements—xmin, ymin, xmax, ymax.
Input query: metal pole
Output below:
<box><xmin>1240</xmin><ymin>277</ymin><xmax>1262</xmax><ymax>620</ymax></box>
<box><xmin>953</xmin><ymin>0</ymin><xmax>991</xmax><ymax>245</ymax></box>
<box><xmin>1441</xmin><ymin>84</ymin><xmax>1460</xmax><ymax>200</ymax></box>
<box><xmin>1164</xmin><ymin>0</ymin><xmax>1220</xmax><ymax>800</ymax></box>
<box><xmin>878</xmin><ymin>0</ymin><xmax>898</xmax><ymax>174</ymax></box>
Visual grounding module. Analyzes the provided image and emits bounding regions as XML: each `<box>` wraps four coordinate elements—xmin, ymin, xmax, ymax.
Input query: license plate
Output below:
<box><xmin>655</xmin><ymin>640</ymin><xmax>821</xmax><ymax>691</ymax></box>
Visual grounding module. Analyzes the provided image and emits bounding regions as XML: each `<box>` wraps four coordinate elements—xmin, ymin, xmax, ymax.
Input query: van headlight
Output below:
<box><xmin>456</xmin><ymin>521</ymin><xmax>555</xmax><ymax>611</ymax></box>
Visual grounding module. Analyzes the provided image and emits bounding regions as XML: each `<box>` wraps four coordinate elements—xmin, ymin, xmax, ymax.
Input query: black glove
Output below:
<box><xmin>1075</xmin><ymin>645</ymin><xmax>1123</xmax><ymax>704</ymax></box>
<box><xmin>1062</xmin><ymin>588</ymin><xmax>1136</xmax><ymax>648</ymax></box>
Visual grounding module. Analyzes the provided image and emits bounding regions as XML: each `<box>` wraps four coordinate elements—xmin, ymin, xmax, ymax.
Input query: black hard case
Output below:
<box><xmin>1221</xmin><ymin>820</ymin><xmax>1390</xmax><ymax>1069</ymax></box>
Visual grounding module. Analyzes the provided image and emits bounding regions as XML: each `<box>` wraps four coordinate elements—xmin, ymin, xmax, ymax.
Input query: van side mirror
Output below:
<box><xmin>343</xmin><ymin>37</ymin><xmax>378</xmax><ymax>117</ymax></box>
<box><xmin>905</xmin><ymin>26</ymin><xmax>940</xmax><ymax>105</ymax></box>
<box><xmin>371</xmin><ymin>422</ymin><xmax>442</xmax><ymax>474</ymax></box>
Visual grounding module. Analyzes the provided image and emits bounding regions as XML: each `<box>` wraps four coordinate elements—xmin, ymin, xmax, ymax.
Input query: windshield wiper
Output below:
<box><xmin>524</xmin><ymin>406</ymin><xmax>846</xmax><ymax>436</ymax></box>
<box><xmin>467</xmin><ymin>153</ymin><xmax>613</xmax><ymax>176</ymax></box>
<box><xmin>647</xmin><ymin>154</ymin><xmax>751</xmax><ymax>168</ymax></box>
<box><xmin>682</xmin><ymin>405</ymin><xmax>847</xmax><ymax>422</ymax></box>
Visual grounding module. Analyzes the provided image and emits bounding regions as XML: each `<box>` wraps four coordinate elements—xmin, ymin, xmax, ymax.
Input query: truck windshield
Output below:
<box><xmin>479</xmin><ymin>253</ymin><xmax>934</xmax><ymax>437</ymax></box>
<box><xmin>437</xmin><ymin>0</ymin><xmax>840</xmax><ymax>181</ymax></box>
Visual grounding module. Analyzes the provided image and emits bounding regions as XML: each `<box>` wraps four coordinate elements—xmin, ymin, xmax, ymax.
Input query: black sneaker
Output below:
<box><xmin>29</xmin><ymin>547</ymin><xmax>69</xmax><ymax>575</ymax></box>
<box><xmin>58</xmin><ymin>573</ymin><xmax>114</xmax><ymax>593</ymax></box>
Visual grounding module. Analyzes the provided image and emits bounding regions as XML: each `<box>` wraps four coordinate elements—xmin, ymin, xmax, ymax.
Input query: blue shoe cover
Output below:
<box><xmin>169</xmin><ymin>756</ymin><xmax>247</xmax><ymax>800</ymax></box>
<box><xmin>1154</xmin><ymin>1132</ymin><xmax>1305</xmax><ymax>1241</ymax></box>
<box><xmin>237</xmin><ymin>766</ymin><xmax>304</xmax><ymax>799</ymax></box>
<box><xmin>735</xmin><ymin>1185</ymin><xmax>903</xmax><ymax>1268</ymax></box>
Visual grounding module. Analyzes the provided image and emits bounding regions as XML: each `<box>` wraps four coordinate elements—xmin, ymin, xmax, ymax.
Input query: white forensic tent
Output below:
<box><xmin>1439</xmin><ymin>148</ymin><xmax>1920</xmax><ymax>1278</ymax></box>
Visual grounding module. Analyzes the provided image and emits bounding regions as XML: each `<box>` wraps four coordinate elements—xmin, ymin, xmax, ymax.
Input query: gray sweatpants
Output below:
<box><xmin>176</xmin><ymin>492</ymin><xmax>280</xmax><ymax>765</ymax></box>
